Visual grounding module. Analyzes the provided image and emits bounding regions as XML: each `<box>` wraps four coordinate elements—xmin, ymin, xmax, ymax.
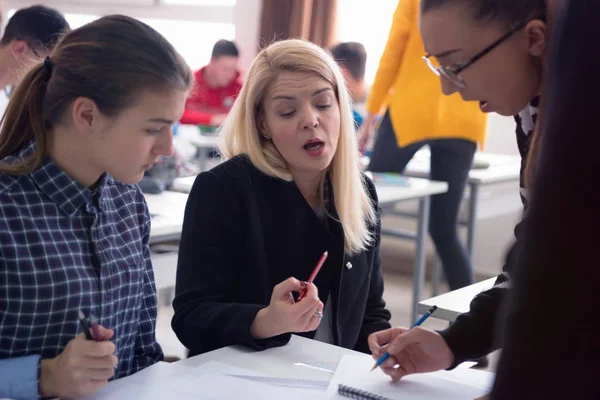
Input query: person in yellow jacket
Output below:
<box><xmin>358</xmin><ymin>0</ymin><xmax>487</xmax><ymax>291</ymax></box>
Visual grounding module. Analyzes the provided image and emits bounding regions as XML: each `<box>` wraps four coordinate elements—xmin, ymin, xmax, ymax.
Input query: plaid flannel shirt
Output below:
<box><xmin>0</xmin><ymin>140</ymin><xmax>162</xmax><ymax>398</ymax></box>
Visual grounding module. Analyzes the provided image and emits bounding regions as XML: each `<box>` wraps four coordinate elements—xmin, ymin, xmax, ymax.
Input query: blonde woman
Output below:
<box><xmin>172</xmin><ymin>39</ymin><xmax>391</xmax><ymax>356</ymax></box>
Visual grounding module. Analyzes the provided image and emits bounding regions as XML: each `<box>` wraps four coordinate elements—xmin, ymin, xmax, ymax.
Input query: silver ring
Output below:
<box><xmin>314</xmin><ymin>311</ymin><xmax>323</xmax><ymax>319</ymax></box>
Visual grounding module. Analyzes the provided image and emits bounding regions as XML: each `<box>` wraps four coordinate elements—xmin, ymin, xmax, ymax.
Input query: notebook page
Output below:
<box><xmin>326</xmin><ymin>355</ymin><xmax>493</xmax><ymax>400</ymax></box>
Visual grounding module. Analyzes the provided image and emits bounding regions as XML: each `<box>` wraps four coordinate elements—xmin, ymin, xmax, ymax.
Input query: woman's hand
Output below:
<box><xmin>368</xmin><ymin>327</ymin><xmax>454</xmax><ymax>381</ymax></box>
<box><xmin>357</xmin><ymin>113</ymin><xmax>378</xmax><ymax>154</ymax></box>
<box><xmin>39</xmin><ymin>326</ymin><xmax>117</xmax><ymax>399</ymax></box>
<box><xmin>250</xmin><ymin>277</ymin><xmax>324</xmax><ymax>339</ymax></box>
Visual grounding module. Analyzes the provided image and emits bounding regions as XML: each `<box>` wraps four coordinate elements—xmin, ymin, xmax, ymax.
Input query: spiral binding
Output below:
<box><xmin>337</xmin><ymin>384</ymin><xmax>392</xmax><ymax>400</ymax></box>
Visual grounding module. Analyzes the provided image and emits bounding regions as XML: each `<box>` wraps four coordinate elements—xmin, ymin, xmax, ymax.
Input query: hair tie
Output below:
<box><xmin>44</xmin><ymin>56</ymin><xmax>53</xmax><ymax>74</ymax></box>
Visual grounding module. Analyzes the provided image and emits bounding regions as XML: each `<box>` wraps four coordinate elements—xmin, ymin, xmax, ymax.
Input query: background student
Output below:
<box><xmin>172</xmin><ymin>39</ymin><xmax>391</xmax><ymax>357</ymax></box>
<box><xmin>0</xmin><ymin>5</ymin><xmax>69</xmax><ymax>115</ymax></box>
<box><xmin>0</xmin><ymin>15</ymin><xmax>191</xmax><ymax>400</ymax></box>
<box><xmin>358</xmin><ymin>0</ymin><xmax>488</xmax><ymax>293</ymax></box>
<box><xmin>329</xmin><ymin>41</ymin><xmax>369</xmax><ymax>127</ymax></box>
<box><xmin>180</xmin><ymin>39</ymin><xmax>242</xmax><ymax>127</ymax></box>
<box><xmin>368</xmin><ymin>0</ymin><xmax>549</xmax><ymax>380</ymax></box>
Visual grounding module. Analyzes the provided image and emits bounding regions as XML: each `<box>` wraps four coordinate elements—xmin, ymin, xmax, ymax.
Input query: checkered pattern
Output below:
<box><xmin>514</xmin><ymin>95</ymin><xmax>540</xmax><ymax>211</ymax></box>
<box><xmin>0</xmin><ymin>140</ymin><xmax>162</xmax><ymax>378</ymax></box>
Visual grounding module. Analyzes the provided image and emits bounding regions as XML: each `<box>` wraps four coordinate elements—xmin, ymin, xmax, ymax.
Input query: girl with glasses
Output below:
<box><xmin>369</xmin><ymin>0</ymin><xmax>549</xmax><ymax>386</ymax></box>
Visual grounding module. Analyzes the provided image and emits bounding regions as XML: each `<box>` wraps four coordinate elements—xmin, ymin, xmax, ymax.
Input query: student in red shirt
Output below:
<box><xmin>180</xmin><ymin>39</ymin><xmax>242</xmax><ymax>126</ymax></box>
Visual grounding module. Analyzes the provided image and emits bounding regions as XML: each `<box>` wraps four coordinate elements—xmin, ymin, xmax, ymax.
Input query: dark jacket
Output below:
<box><xmin>438</xmin><ymin>97</ymin><xmax>540</xmax><ymax>367</ymax></box>
<box><xmin>172</xmin><ymin>155</ymin><xmax>391</xmax><ymax>356</ymax></box>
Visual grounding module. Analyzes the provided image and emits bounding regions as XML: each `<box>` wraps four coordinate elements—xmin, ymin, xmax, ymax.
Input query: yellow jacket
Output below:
<box><xmin>367</xmin><ymin>0</ymin><xmax>487</xmax><ymax>147</ymax></box>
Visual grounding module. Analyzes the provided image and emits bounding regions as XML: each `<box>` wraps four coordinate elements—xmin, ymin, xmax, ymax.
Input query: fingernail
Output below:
<box><xmin>301</xmin><ymin>281</ymin><xmax>307</xmax><ymax>287</ymax></box>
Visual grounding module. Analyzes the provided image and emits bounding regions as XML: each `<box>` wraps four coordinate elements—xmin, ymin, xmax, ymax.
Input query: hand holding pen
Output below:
<box><xmin>250</xmin><ymin>276</ymin><xmax>324</xmax><ymax>339</ymax></box>
<box><xmin>38</xmin><ymin>311</ymin><xmax>118</xmax><ymax>399</ymax></box>
<box><xmin>367</xmin><ymin>306</ymin><xmax>455</xmax><ymax>382</ymax></box>
<box><xmin>250</xmin><ymin>252</ymin><xmax>328</xmax><ymax>340</ymax></box>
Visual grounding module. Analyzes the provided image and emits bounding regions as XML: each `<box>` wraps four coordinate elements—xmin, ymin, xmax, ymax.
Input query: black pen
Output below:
<box><xmin>78</xmin><ymin>310</ymin><xmax>93</xmax><ymax>340</ymax></box>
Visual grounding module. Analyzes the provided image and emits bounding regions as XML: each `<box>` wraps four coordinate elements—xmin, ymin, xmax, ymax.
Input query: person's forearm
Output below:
<box><xmin>39</xmin><ymin>358</ymin><xmax>58</xmax><ymax>398</ymax></box>
<box><xmin>249</xmin><ymin>307</ymin><xmax>284</xmax><ymax>339</ymax></box>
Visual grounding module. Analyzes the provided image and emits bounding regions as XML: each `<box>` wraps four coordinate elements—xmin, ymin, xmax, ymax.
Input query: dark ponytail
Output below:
<box><xmin>0</xmin><ymin>62</ymin><xmax>52</xmax><ymax>174</ymax></box>
<box><xmin>0</xmin><ymin>15</ymin><xmax>192</xmax><ymax>175</ymax></box>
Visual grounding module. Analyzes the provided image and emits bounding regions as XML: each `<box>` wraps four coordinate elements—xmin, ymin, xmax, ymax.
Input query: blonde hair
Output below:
<box><xmin>220</xmin><ymin>39</ymin><xmax>376</xmax><ymax>254</ymax></box>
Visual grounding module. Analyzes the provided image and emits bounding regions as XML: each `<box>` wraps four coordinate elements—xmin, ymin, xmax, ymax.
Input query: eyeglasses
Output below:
<box><xmin>423</xmin><ymin>21</ymin><xmax>527</xmax><ymax>88</ymax></box>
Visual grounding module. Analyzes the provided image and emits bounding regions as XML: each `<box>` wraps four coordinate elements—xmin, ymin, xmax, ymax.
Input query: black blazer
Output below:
<box><xmin>172</xmin><ymin>155</ymin><xmax>391</xmax><ymax>356</ymax></box>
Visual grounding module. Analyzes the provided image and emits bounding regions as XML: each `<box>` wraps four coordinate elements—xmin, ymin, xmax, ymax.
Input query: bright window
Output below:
<box><xmin>140</xmin><ymin>18</ymin><xmax>235</xmax><ymax>71</ymax></box>
<box><xmin>161</xmin><ymin>0</ymin><xmax>236</xmax><ymax>5</ymax></box>
<box><xmin>63</xmin><ymin>13</ymin><xmax>100</xmax><ymax>29</ymax></box>
<box><xmin>336</xmin><ymin>0</ymin><xmax>399</xmax><ymax>84</ymax></box>
<box><xmin>5</xmin><ymin>9</ymin><xmax>234</xmax><ymax>71</ymax></box>
<box><xmin>5</xmin><ymin>1</ymin><xmax>238</xmax><ymax>71</ymax></box>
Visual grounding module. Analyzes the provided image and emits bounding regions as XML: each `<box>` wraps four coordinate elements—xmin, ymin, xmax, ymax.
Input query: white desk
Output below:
<box><xmin>145</xmin><ymin>191</ymin><xmax>188</xmax><ymax>245</ymax></box>
<box><xmin>418</xmin><ymin>277</ymin><xmax>497</xmax><ymax>322</ymax></box>
<box><xmin>93</xmin><ymin>335</ymin><xmax>493</xmax><ymax>399</ymax></box>
<box><xmin>403</xmin><ymin>150</ymin><xmax>520</xmax><ymax>256</ymax></box>
<box><xmin>172</xmin><ymin>175</ymin><xmax>448</xmax><ymax>324</ymax></box>
<box><xmin>406</xmin><ymin>151</ymin><xmax>519</xmax><ymax>295</ymax></box>
<box><xmin>364</xmin><ymin>150</ymin><xmax>520</xmax><ymax>295</ymax></box>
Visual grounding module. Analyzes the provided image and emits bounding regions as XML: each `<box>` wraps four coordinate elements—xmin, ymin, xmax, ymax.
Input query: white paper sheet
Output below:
<box><xmin>326</xmin><ymin>355</ymin><xmax>494</xmax><ymax>400</ymax></box>
<box><xmin>293</xmin><ymin>361</ymin><xmax>338</xmax><ymax>373</ymax></box>
<box><xmin>83</xmin><ymin>360</ymin><xmax>328</xmax><ymax>400</ymax></box>
<box><xmin>176</xmin><ymin>360</ymin><xmax>328</xmax><ymax>390</ymax></box>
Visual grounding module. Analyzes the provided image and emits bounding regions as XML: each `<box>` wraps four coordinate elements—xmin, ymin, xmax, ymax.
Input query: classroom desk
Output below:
<box><xmin>171</xmin><ymin>175</ymin><xmax>448</xmax><ymax>324</ymax></box>
<box><xmin>417</xmin><ymin>277</ymin><xmax>497</xmax><ymax>323</ymax></box>
<box><xmin>399</xmin><ymin>150</ymin><xmax>520</xmax><ymax>258</ymax></box>
<box><xmin>178</xmin><ymin>124</ymin><xmax>221</xmax><ymax>172</ymax></box>
<box><xmin>145</xmin><ymin>191</ymin><xmax>188</xmax><ymax>245</ymax></box>
<box><xmin>94</xmin><ymin>334</ymin><xmax>493</xmax><ymax>399</ymax></box>
<box><xmin>363</xmin><ymin>150</ymin><xmax>520</xmax><ymax>295</ymax></box>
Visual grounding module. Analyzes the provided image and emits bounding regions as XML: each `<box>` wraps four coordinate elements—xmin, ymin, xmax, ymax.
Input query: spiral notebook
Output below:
<box><xmin>326</xmin><ymin>355</ymin><xmax>494</xmax><ymax>400</ymax></box>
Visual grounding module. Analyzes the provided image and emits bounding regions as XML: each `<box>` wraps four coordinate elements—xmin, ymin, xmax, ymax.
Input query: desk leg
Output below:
<box><xmin>431</xmin><ymin>256</ymin><xmax>442</xmax><ymax>297</ymax></box>
<box><xmin>412</xmin><ymin>196</ymin><xmax>431</xmax><ymax>324</ymax></box>
<box><xmin>198</xmin><ymin>149</ymin><xmax>208</xmax><ymax>172</ymax></box>
<box><xmin>466</xmin><ymin>183</ymin><xmax>480</xmax><ymax>258</ymax></box>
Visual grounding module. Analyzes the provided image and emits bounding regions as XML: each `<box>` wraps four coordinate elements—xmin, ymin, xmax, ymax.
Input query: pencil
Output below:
<box><xmin>370</xmin><ymin>305</ymin><xmax>438</xmax><ymax>372</ymax></box>
<box><xmin>297</xmin><ymin>251</ymin><xmax>328</xmax><ymax>301</ymax></box>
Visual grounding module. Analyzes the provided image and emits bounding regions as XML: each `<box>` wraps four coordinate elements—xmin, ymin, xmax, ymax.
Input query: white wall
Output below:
<box><xmin>233</xmin><ymin>0</ymin><xmax>262</xmax><ymax>74</ymax></box>
<box><xmin>485</xmin><ymin>113</ymin><xmax>519</xmax><ymax>155</ymax></box>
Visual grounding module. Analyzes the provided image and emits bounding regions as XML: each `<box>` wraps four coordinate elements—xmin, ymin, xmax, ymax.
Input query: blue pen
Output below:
<box><xmin>370</xmin><ymin>305</ymin><xmax>438</xmax><ymax>372</ymax></box>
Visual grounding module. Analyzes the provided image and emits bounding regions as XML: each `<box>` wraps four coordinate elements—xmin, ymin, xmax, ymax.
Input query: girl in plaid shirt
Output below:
<box><xmin>0</xmin><ymin>15</ymin><xmax>191</xmax><ymax>399</ymax></box>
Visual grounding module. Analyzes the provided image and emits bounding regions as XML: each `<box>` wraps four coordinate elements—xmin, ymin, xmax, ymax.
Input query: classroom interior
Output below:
<box><xmin>0</xmin><ymin>0</ymin><xmax>524</xmax><ymax>397</ymax></box>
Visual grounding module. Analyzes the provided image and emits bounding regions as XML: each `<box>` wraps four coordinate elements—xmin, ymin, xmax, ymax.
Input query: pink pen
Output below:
<box><xmin>78</xmin><ymin>310</ymin><xmax>102</xmax><ymax>341</ymax></box>
<box><xmin>297</xmin><ymin>251</ymin><xmax>328</xmax><ymax>301</ymax></box>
